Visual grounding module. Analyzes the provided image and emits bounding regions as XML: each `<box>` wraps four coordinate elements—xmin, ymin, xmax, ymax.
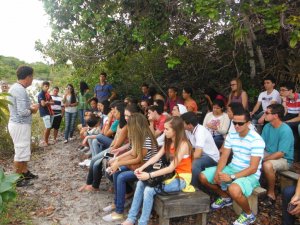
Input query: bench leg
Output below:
<box><xmin>159</xmin><ymin>217</ymin><xmax>169</xmax><ymax>225</ymax></box>
<box><xmin>195</xmin><ymin>213</ymin><xmax>207</xmax><ymax>225</ymax></box>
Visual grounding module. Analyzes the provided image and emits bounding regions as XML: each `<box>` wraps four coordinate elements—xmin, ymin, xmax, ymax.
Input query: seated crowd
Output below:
<box><xmin>35</xmin><ymin>72</ymin><xmax>300</xmax><ymax>225</ymax></box>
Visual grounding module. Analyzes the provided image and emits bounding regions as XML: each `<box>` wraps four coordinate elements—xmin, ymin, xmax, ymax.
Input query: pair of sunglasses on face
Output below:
<box><xmin>232</xmin><ymin>121</ymin><xmax>248</xmax><ymax>126</ymax></box>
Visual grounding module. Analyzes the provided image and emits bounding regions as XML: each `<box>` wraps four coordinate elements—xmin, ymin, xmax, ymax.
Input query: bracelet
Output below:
<box><xmin>149</xmin><ymin>173</ymin><xmax>152</xmax><ymax>179</ymax></box>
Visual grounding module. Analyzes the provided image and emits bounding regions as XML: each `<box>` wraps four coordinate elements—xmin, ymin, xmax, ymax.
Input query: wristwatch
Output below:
<box><xmin>230</xmin><ymin>174</ymin><xmax>236</xmax><ymax>181</ymax></box>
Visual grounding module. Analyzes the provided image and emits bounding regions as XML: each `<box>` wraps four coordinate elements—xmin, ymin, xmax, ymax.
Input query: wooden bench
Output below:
<box><xmin>279</xmin><ymin>170</ymin><xmax>299</xmax><ymax>191</ymax></box>
<box><xmin>154</xmin><ymin>190</ymin><xmax>210</xmax><ymax>225</ymax></box>
<box><xmin>233</xmin><ymin>186</ymin><xmax>266</xmax><ymax>215</ymax></box>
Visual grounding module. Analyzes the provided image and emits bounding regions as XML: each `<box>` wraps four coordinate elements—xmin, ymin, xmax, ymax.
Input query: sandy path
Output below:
<box><xmin>19</xmin><ymin>139</ymin><xmax>119</xmax><ymax>225</ymax></box>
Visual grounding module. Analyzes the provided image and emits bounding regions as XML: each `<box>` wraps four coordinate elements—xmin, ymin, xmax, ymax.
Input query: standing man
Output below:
<box><xmin>141</xmin><ymin>83</ymin><xmax>151</xmax><ymax>101</ymax></box>
<box><xmin>94</xmin><ymin>72</ymin><xmax>116</xmax><ymax>103</ymax></box>
<box><xmin>200</xmin><ymin>110</ymin><xmax>265</xmax><ymax>225</ymax></box>
<box><xmin>38</xmin><ymin>81</ymin><xmax>54</xmax><ymax>147</ymax></box>
<box><xmin>51</xmin><ymin>86</ymin><xmax>64</xmax><ymax>143</ymax></box>
<box><xmin>261</xmin><ymin>104</ymin><xmax>294</xmax><ymax>206</ymax></box>
<box><xmin>164</xmin><ymin>86</ymin><xmax>184</xmax><ymax>113</ymax></box>
<box><xmin>7</xmin><ymin>66</ymin><xmax>39</xmax><ymax>187</ymax></box>
<box><xmin>250</xmin><ymin>75</ymin><xmax>281</xmax><ymax>124</ymax></box>
<box><xmin>1</xmin><ymin>81</ymin><xmax>9</xmax><ymax>93</ymax></box>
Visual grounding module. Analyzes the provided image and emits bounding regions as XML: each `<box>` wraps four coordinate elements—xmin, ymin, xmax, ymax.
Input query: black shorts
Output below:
<box><xmin>51</xmin><ymin>115</ymin><xmax>62</xmax><ymax>130</ymax></box>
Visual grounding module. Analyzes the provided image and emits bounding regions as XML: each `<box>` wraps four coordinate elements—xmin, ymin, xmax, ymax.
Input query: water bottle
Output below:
<box><xmin>220</xmin><ymin>182</ymin><xmax>228</xmax><ymax>191</ymax></box>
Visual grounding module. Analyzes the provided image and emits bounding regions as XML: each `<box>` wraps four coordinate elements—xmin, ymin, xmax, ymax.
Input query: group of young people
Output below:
<box><xmin>6</xmin><ymin>67</ymin><xmax>300</xmax><ymax>225</ymax></box>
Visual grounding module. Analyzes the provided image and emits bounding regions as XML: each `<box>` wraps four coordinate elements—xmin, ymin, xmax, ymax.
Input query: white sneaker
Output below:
<box><xmin>79</xmin><ymin>159</ymin><xmax>89</xmax><ymax>166</ymax></box>
<box><xmin>63</xmin><ymin>140</ymin><xmax>68</xmax><ymax>144</ymax></box>
<box><xmin>80</xmin><ymin>146</ymin><xmax>90</xmax><ymax>153</ymax></box>
<box><xmin>69</xmin><ymin>137</ymin><xmax>75</xmax><ymax>141</ymax></box>
<box><xmin>103</xmin><ymin>204</ymin><xmax>115</xmax><ymax>213</ymax></box>
<box><xmin>84</xmin><ymin>159</ymin><xmax>91</xmax><ymax>167</ymax></box>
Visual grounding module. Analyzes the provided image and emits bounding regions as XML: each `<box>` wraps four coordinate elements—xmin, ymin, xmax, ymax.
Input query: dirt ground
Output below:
<box><xmin>2</xmin><ymin>137</ymin><xmax>285</xmax><ymax>225</ymax></box>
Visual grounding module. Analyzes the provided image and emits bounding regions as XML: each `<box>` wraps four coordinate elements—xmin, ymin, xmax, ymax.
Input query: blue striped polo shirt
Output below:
<box><xmin>224</xmin><ymin>129</ymin><xmax>265</xmax><ymax>179</ymax></box>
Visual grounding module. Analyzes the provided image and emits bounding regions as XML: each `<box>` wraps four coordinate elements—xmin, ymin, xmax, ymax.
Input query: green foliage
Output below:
<box><xmin>0</xmin><ymin>93</ymin><xmax>11</xmax><ymax>123</ymax></box>
<box><xmin>35</xmin><ymin>0</ymin><xmax>299</xmax><ymax>101</ymax></box>
<box><xmin>0</xmin><ymin>195</ymin><xmax>36</xmax><ymax>225</ymax></box>
<box><xmin>0</xmin><ymin>168</ymin><xmax>20</xmax><ymax>212</ymax></box>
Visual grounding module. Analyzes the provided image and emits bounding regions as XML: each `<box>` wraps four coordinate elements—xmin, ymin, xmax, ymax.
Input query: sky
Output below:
<box><xmin>0</xmin><ymin>0</ymin><xmax>52</xmax><ymax>63</ymax></box>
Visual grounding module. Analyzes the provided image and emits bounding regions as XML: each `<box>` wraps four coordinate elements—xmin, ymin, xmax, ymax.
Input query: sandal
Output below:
<box><xmin>261</xmin><ymin>195</ymin><xmax>276</xmax><ymax>207</ymax></box>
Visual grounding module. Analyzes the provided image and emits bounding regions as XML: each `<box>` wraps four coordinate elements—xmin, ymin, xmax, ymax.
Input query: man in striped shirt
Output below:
<box><xmin>280</xmin><ymin>82</ymin><xmax>300</xmax><ymax>132</ymax></box>
<box><xmin>51</xmin><ymin>86</ymin><xmax>64</xmax><ymax>143</ymax></box>
<box><xmin>200</xmin><ymin>110</ymin><xmax>265</xmax><ymax>225</ymax></box>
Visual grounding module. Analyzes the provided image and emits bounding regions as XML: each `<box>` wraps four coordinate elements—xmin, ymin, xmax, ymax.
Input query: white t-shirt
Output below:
<box><xmin>258</xmin><ymin>89</ymin><xmax>281</xmax><ymax>111</ymax></box>
<box><xmin>185</xmin><ymin>124</ymin><xmax>220</xmax><ymax>162</ymax></box>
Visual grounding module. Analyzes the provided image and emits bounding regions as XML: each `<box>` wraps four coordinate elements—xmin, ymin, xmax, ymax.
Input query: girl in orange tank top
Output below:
<box><xmin>120</xmin><ymin>116</ymin><xmax>195</xmax><ymax>225</ymax></box>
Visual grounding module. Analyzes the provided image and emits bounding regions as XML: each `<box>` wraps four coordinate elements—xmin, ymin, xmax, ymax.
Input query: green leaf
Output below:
<box><xmin>166</xmin><ymin>58</ymin><xmax>181</xmax><ymax>69</ymax></box>
<box><xmin>0</xmin><ymin>168</ymin><xmax>4</xmax><ymax>182</ymax></box>
<box><xmin>1</xmin><ymin>190</ymin><xmax>16</xmax><ymax>202</ymax></box>
<box><xmin>0</xmin><ymin>182</ymin><xmax>12</xmax><ymax>193</ymax></box>
<box><xmin>0</xmin><ymin>195</ymin><xmax>3</xmax><ymax>212</ymax></box>
<box><xmin>289</xmin><ymin>38</ymin><xmax>298</xmax><ymax>48</ymax></box>
<box><xmin>3</xmin><ymin>173</ymin><xmax>20</xmax><ymax>184</ymax></box>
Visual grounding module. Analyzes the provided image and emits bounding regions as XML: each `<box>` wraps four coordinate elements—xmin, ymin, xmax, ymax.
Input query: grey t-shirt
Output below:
<box><xmin>8</xmin><ymin>83</ymin><xmax>32</xmax><ymax>124</ymax></box>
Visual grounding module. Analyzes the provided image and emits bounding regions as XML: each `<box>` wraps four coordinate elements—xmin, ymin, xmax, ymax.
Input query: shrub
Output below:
<box><xmin>0</xmin><ymin>168</ymin><xmax>20</xmax><ymax>212</ymax></box>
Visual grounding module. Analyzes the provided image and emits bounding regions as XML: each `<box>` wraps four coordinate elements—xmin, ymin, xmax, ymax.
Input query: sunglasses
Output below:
<box><xmin>232</xmin><ymin>121</ymin><xmax>247</xmax><ymax>126</ymax></box>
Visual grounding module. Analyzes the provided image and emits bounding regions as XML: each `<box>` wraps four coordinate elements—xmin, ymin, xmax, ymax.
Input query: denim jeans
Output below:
<box><xmin>92</xmin><ymin>134</ymin><xmax>113</xmax><ymax>154</ymax></box>
<box><xmin>113</xmin><ymin>166</ymin><xmax>137</xmax><ymax>214</ymax></box>
<box><xmin>78</xmin><ymin>109</ymin><xmax>85</xmax><ymax>126</ymax></box>
<box><xmin>88</xmin><ymin>138</ymin><xmax>100</xmax><ymax>157</ymax></box>
<box><xmin>86</xmin><ymin>149</ymin><xmax>108</xmax><ymax>188</ymax></box>
<box><xmin>64</xmin><ymin>111</ymin><xmax>77</xmax><ymax>140</ymax></box>
<box><xmin>127</xmin><ymin>178</ymin><xmax>186</xmax><ymax>225</ymax></box>
<box><xmin>192</xmin><ymin>154</ymin><xmax>217</xmax><ymax>187</ymax></box>
<box><xmin>282</xmin><ymin>185</ymin><xmax>296</xmax><ymax>225</ymax></box>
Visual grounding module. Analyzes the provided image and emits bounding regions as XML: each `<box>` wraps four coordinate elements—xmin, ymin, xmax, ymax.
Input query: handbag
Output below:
<box><xmin>143</xmin><ymin>155</ymin><xmax>175</xmax><ymax>188</ymax></box>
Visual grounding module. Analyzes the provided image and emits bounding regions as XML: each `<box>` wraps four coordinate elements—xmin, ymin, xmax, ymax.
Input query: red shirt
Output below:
<box><xmin>153</xmin><ymin>114</ymin><xmax>167</xmax><ymax>132</ymax></box>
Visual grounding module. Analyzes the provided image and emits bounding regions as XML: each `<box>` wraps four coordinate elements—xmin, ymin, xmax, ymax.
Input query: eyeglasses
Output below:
<box><xmin>230</xmin><ymin>83</ymin><xmax>237</xmax><ymax>86</ymax></box>
<box><xmin>232</xmin><ymin>121</ymin><xmax>247</xmax><ymax>126</ymax></box>
<box><xmin>280</xmin><ymin>89</ymin><xmax>289</xmax><ymax>92</ymax></box>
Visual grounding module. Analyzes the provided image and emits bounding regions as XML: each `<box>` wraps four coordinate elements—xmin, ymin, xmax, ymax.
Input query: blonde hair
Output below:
<box><xmin>230</xmin><ymin>78</ymin><xmax>243</xmax><ymax>98</ymax></box>
<box><xmin>127</xmin><ymin>113</ymin><xmax>158</xmax><ymax>161</ymax></box>
<box><xmin>164</xmin><ymin>116</ymin><xmax>192</xmax><ymax>162</ymax></box>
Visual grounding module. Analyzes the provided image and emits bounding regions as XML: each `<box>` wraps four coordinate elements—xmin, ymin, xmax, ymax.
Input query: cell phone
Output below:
<box><xmin>287</xmin><ymin>203</ymin><xmax>297</xmax><ymax>212</ymax></box>
<box><xmin>153</xmin><ymin>163</ymin><xmax>162</xmax><ymax>170</ymax></box>
<box><xmin>104</xmin><ymin>153</ymin><xmax>114</xmax><ymax>158</ymax></box>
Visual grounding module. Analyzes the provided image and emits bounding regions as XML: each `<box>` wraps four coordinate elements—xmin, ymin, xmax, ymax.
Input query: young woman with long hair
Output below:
<box><xmin>227</xmin><ymin>78</ymin><xmax>248</xmax><ymax>109</ymax></box>
<box><xmin>102</xmin><ymin>113</ymin><xmax>159</xmax><ymax>222</ymax></box>
<box><xmin>203</xmin><ymin>99</ymin><xmax>230</xmax><ymax>149</ymax></box>
<box><xmin>78</xmin><ymin>104</ymin><xmax>139</xmax><ymax>192</ymax></box>
<box><xmin>120</xmin><ymin>116</ymin><xmax>195</xmax><ymax>225</ymax></box>
<box><xmin>78</xmin><ymin>81</ymin><xmax>93</xmax><ymax>126</ymax></box>
<box><xmin>63</xmin><ymin>84</ymin><xmax>78</xmax><ymax>143</ymax></box>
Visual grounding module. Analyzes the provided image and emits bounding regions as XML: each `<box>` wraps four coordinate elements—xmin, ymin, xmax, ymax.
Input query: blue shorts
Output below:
<box><xmin>202</xmin><ymin>165</ymin><xmax>260</xmax><ymax>197</ymax></box>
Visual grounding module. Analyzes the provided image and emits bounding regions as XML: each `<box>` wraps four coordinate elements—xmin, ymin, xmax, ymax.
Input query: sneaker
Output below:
<box><xmin>84</xmin><ymin>159</ymin><xmax>91</xmax><ymax>167</ymax></box>
<box><xmin>261</xmin><ymin>195</ymin><xmax>276</xmax><ymax>208</ymax></box>
<box><xmin>77</xmin><ymin>146</ymin><xmax>85</xmax><ymax>151</ymax></box>
<box><xmin>23</xmin><ymin>171</ymin><xmax>38</xmax><ymax>180</ymax></box>
<box><xmin>102</xmin><ymin>212</ymin><xmax>124</xmax><ymax>222</ymax></box>
<box><xmin>80</xmin><ymin>146</ymin><xmax>90</xmax><ymax>153</ymax></box>
<box><xmin>64</xmin><ymin>140</ymin><xmax>68</xmax><ymax>144</ymax></box>
<box><xmin>103</xmin><ymin>204</ymin><xmax>116</xmax><ymax>213</ymax></box>
<box><xmin>78</xmin><ymin>159</ymin><xmax>89</xmax><ymax>166</ymax></box>
<box><xmin>16</xmin><ymin>178</ymin><xmax>33</xmax><ymax>187</ymax></box>
<box><xmin>233</xmin><ymin>212</ymin><xmax>256</xmax><ymax>225</ymax></box>
<box><xmin>69</xmin><ymin>137</ymin><xmax>75</xmax><ymax>141</ymax></box>
<box><xmin>211</xmin><ymin>197</ymin><xmax>232</xmax><ymax>210</ymax></box>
